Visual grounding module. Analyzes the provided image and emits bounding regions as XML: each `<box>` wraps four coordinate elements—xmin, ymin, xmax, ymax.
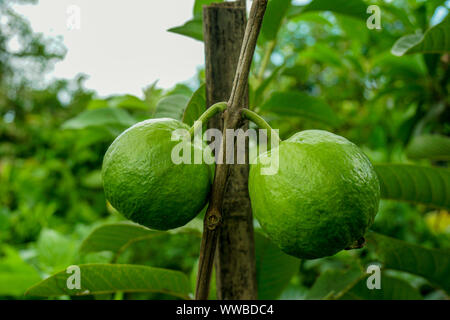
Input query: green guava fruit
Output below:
<box><xmin>249</xmin><ymin>130</ymin><xmax>380</xmax><ymax>259</ymax></box>
<box><xmin>102</xmin><ymin>118</ymin><xmax>212</xmax><ymax>230</ymax></box>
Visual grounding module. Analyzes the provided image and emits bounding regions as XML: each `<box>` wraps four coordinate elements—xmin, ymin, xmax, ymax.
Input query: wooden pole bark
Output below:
<box><xmin>196</xmin><ymin>0</ymin><xmax>267</xmax><ymax>300</ymax></box>
<box><xmin>203</xmin><ymin>1</ymin><xmax>257</xmax><ymax>300</ymax></box>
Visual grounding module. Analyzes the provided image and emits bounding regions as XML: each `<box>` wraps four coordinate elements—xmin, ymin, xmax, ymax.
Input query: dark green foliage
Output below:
<box><xmin>1</xmin><ymin>0</ymin><xmax>449</xmax><ymax>300</ymax></box>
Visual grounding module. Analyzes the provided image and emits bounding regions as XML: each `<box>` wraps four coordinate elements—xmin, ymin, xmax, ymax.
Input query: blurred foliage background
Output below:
<box><xmin>0</xmin><ymin>0</ymin><xmax>449</xmax><ymax>300</ymax></box>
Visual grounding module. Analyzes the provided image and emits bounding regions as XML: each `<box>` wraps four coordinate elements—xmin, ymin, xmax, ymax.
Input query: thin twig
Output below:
<box><xmin>256</xmin><ymin>39</ymin><xmax>276</xmax><ymax>84</ymax></box>
<box><xmin>195</xmin><ymin>0</ymin><xmax>268</xmax><ymax>300</ymax></box>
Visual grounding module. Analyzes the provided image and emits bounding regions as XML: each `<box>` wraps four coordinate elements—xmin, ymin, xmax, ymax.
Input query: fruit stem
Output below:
<box><xmin>241</xmin><ymin>108</ymin><xmax>281</xmax><ymax>143</ymax></box>
<box><xmin>188</xmin><ymin>102</ymin><xmax>228</xmax><ymax>138</ymax></box>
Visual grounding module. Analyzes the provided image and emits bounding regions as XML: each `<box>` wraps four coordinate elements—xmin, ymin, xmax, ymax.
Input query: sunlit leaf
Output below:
<box><xmin>108</xmin><ymin>95</ymin><xmax>150</xmax><ymax>110</ymax></box>
<box><xmin>168</xmin><ymin>19</ymin><xmax>203</xmax><ymax>41</ymax></box>
<box><xmin>86</xmin><ymin>99</ymin><xmax>108</xmax><ymax>109</ymax></box>
<box><xmin>406</xmin><ymin>134</ymin><xmax>450</xmax><ymax>161</ymax></box>
<box><xmin>144</xmin><ymin>81</ymin><xmax>164</xmax><ymax>113</ymax></box>
<box><xmin>392</xmin><ymin>14</ymin><xmax>450</xmax><ymax>56</ymax></box>
<box><xmin>182</xmin><ymin>84</ymin><xmax>206</xmax><ymax>126</ymax></box>
<box><xmin>154</xmin><ymin>94</ymin><xmax>190</xmax><ymax>120</ymax></box>
<box><xmin>25</xmin><ymin>264</ymin><xmax>192</xmax><ymax>299</ymax></box>
<box><xmin>37</xmin><ymin>229</ymin><xmax>78</xmax><ymax>274</ymax></box>
<box><xmin>0</xmin><ymin>247</ymin><xmax>42</xmax><ymax>296</ymax></box>
<box><xmin>61</xmin><ymin>108</ymin><xmax>137</xmax><ymax>131</ymax></box>
<box><xmin>366</xmin><ymin>232</ymin><xmax>450</xmax><ymax>293</ymax></box>
<box><xmin>374</xmin><ymin>164</ymin><xmax>450</xmax><ymax>209</ymax></box>
<box><xmin>260</xmin><ymin>91</ymin><xmax>341</xmax><ymax>127</ymax></box>
<box><xmin>86</xmin><ymin>96</ymin><xmax>149</xmax><ymax>111</ymax></box>
<box><xmin>193</xmin><ymin>0</ymin><xmax>223</xmax><ymax>18</ymax></box>
<box><xmin>169</xmin><ymin>0</ymin><xmax>227</xmax><ymax>41</ymax></box>
<box><xmin>166</xmin><ymin>83</ymin><xmax>194</xmax><ymax>97</ymax></box>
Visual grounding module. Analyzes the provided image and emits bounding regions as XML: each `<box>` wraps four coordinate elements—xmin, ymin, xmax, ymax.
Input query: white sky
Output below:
<box><xmin>13</xmin><ymin>0</ymin><xmax>447</xmax><ymax>99</ymax></box>
<box><xmin>12</xmin><ymin>0</ymin><xmax>310</xmax><ymax>98</ymax></box>
<box><xmin>13</xmin><ymin>0</ymin><xmax>204</xmax><ymax>98</ymax></box>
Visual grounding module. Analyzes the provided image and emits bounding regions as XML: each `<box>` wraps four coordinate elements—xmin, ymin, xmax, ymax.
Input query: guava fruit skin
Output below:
<box><xmin>249</xmin><ymin>130</ymin><xmax>380</xmax><ymax>259</ymax></box>
<box><xmin>102</xmin><ymin>118</ymin><xmax>212</xmax><ymax>230</ymax></box>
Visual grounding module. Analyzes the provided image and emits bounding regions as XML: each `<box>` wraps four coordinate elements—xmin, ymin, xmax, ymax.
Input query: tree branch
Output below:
<box><xmin>195</xmin><ymin>0</ymin><xmax>268</xmax><ymax>300</ymax></box>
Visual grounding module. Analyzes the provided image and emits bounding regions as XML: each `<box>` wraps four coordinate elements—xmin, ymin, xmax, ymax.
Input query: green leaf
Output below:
<box><xmin>154</xmin><ymin>94</ymin><xmax>190</xmax><ymax>120</ymax></box>
<box><xmin>144</xmin><ymin>81</ymin><xmax>164</xmax><ymax>113</ymax></box>
<box><xmin>406</xmin><ymin>134</ymin><xmax>450</xmax><ymax>161</ymax></box>
<box><xmin>340</xmin><ymin>274</ymin><xmax>423</xmax><ymax>300</ymax></box>
<box><xmin>291</xmin><ymin>0</ymin><xmax>367</xmax><ymax>21</ymax></box>
<box><xmin>37</xmin><ymin>229</ymin><xmax>78</xmax><ymax>274</ymax></box>
<box><xmin>255</xmin><ymin>231</ymin><xmax>300</xmax><ymax>300</ymax></box>
<box><xmin>379</xmin><ymin>4</ymin><xmax>415</xmax><ymax>31</ymax></box>
<box><xmin>182</xmin><ymin>84</ymin><xmax>206</xmax><ymax>126</ymax></box>
<box><xmin>288</xmin><ymin>11</ymin><xmax>333</xmax><ymax>26</ymax></box>
<box><xmin>336</xmin><ymin>15</ymin><xmax>368</xmax><ymax>44</ymax></box>
<box><xmin>366</xmin><ymin>232</ymin><xmax>450</xmax><ymax>293</ymax></box>
<box><xmin>305</xmin><ymin>266</ymin><xmax>364</xmax><ymax>300</ymax></box>
<box><xmin>108</xmin><ymin>95</ymin><xmax>150</xmax><ymax>110</ymax></box>
<box><xmin>61</xmin><ymin>107</ymin><xmax>137</xmax><ymax>132</ymax></box>
<box><xmin>80</xmin><ymin>222</ymin><xmax>161</xmax><ymax>254</ymax></box>
<box><xmin>168</xmin><ymin>19</ymin><xmax>203</xmax><ymax>41</ymax></box>
<box><xmin>80</xmin><ymin>170</ymin><xmax>103</xmax><ymax>189</ymax></box>
<box><xmin>371</xmin><ymin>52</ymin><xmax>426</xmax><ymax>78</ymax></box>
<box><xmin>87</xmin><ymin>95</ymin><xmax>149</xmax><ymax>111</ymax></box>
<box><xmin>299</xmin><ymin>44</ymin><xmax>344</xmax><ymax>68</ymax></box>
<box><xmin>25</xmin><ymin>264</ymin><xmax>192</xmax><ymax>299</ymax></box>
<box><xmin>86</xmin><ymin>99</ymin><xmax>108</xmax><ymax>109</ymax></box>
<box><xmin>252</xmin><ymin>66</ymin><xmax>283</xmax><ymax>106</ymax></box>
<box><xmin>167</xmin><ymin>83</ymin><xmax>194</xmax><ymax>97</ymax></box>
<box><xmin>374</xmin><ymin>164</ymin><xmax>450</xmax><ymax>209</ymax></box>
<box><xmin>392</xmin><ymin>15</ymin><xmax>450</xmax><ymax>56</ymax></box>
<box><xmin>281</xmin><ymin>65</ymin><xmax>307</xmax><ymax>81</ymax></box>
<box><xmin>170</xmin><ymin>0</ymin><xmax>225</xmax><ymax>41</ymax></box>
<box><xmin>73</xmin><ymin>127</ymin><xmax>117</xmax><ymax>147</ymax></box>
<box><xmin>260</xmin><ymin>91</ymin><xmax>341</xmax><ymax>127</ymax></box>
<box><xmin>0</xmin><ymin>246</ymin><xmax>42</xmax><ymax>296</ymax></box>
<box><xmin>260</xmin><ymin>0</ymin><xmax>291</xmax><ymax>41</ymax></box>
<box><xmin>193</xmin><ymin>0</ymin><xmax>222</xmax><ymax>18</ymax></box>
<box><xmin>80</xmin><ymin>221</ymin><xmax>202</xmax><ymax>261</ymax></box>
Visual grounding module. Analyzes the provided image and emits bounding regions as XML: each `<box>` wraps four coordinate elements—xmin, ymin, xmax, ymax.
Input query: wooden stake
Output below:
<box><xmin>195</xmin><ymin>0</ymin><xmax>268</xmax><ymax>300</ymax></box>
